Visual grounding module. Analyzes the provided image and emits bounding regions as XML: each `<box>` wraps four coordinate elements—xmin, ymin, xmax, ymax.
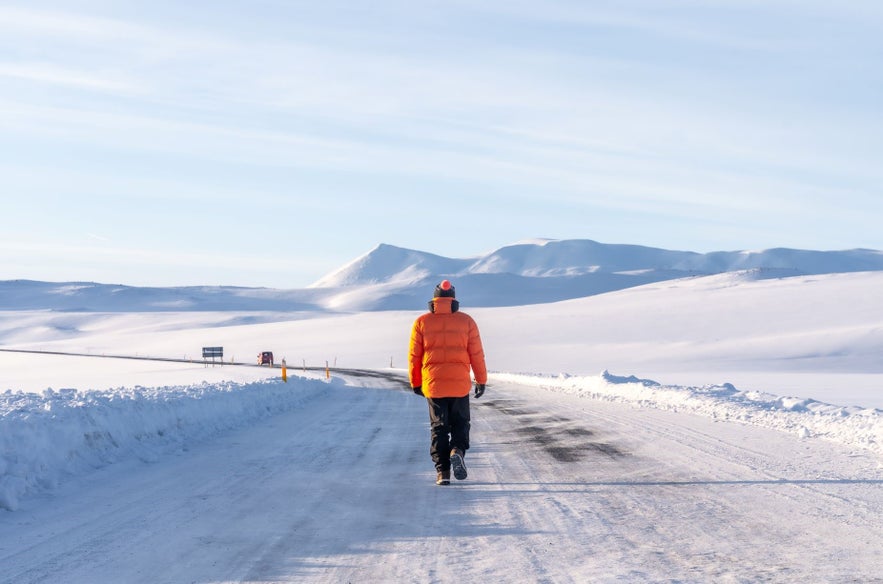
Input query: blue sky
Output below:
<box><xmin>1</xmin><ymin>1</ymin><xmax>881</xmax><ymax>288</ymax></box>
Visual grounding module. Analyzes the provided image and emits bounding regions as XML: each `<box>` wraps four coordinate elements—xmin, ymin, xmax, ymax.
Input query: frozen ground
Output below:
<box><xmin>1</xmin><ymin>271</ymin><xmax>882</xmax><ymax>582</ymax></box>
<box><xmin>1</xmin><ymin>372</ymin><xmax>880</xmax><ymax>583</ymax></box>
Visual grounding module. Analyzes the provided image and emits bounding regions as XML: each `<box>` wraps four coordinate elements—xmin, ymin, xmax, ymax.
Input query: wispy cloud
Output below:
<box><xmin>0</xmin><ymin>0</ymin><xmax>881</xmax><ymax>285</ymax></box>
<box><xmin>0</xmin><ymin>5</ymin><xmax>224</xmax><ymax>51</ymax></box>
<box><xmin>0</xmin><ymin>62</ymin><xmax>143</xmax><ymax>93</ymax></box>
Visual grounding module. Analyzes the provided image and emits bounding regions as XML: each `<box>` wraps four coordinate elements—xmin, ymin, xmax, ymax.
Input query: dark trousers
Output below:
<box><xmin>427</xmin><ymin>396</ymin><xmax>471</xmax><ymax>472</ymax></box>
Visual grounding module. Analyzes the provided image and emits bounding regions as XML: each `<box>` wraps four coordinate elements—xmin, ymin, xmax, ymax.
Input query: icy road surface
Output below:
<box><xmin>2</xmin><ymin>372</ymin><xmax>881</xmax><ymax>583</ymax></box>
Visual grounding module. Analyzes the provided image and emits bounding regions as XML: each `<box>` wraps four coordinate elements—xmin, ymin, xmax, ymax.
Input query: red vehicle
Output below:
<box><xmin>258</xmin><ymin>351</ymin><xmax>274</xmax><ymax>366</ymax></box>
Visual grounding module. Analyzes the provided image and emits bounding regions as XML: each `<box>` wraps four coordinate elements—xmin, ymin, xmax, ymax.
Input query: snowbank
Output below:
<box><xmin>0</xmin><ymin>376</ymin><xmax>332</xmax><ymax>511</ymax></box>
<box><xmin>492</xmin><ymin>370</ymin><xmax>883</xmax><ymax>456</ymax></box>
<box><xmin>3</xmin><ymin>367</ymin><xmax>881</xmax><ymax>513</ymax></box>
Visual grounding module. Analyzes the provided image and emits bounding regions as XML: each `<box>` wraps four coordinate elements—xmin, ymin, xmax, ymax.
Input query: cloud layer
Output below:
<box><xmin>1</xmin><ymin>1</ymin><xmax>881</xmax><ymax>286</ymax></box>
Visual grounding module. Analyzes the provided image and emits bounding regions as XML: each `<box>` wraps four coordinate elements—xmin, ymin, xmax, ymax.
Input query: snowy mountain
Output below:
<box><xmin>2</xmin><ymin>239</ymin><xmax>882</xmax><ymax>312</ymax></box>
<box><xmin>309</xmin><ymin>243</ymin><xmax>472</xmax><ymax>287</ymax></box>
<box><xmin>313</xmin><ymin>239</ymin><xmax>883</xmax><ymax>285</ymax></box>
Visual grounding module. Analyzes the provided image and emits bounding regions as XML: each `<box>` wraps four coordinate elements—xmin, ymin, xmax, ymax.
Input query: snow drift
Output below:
<box><xmin>2</xmin><ymin>368</ymin><xmax>880</xmax><ymax>512</ymax></box>
<box><xmin>497</xmin><ymin>371</ymin><xmax>883</xmax><ymax>457</ymax></box>
<box><xmin>0</xmin><ymin>376</ymin><xmax>331</xmax><ymax>511</ymax></box>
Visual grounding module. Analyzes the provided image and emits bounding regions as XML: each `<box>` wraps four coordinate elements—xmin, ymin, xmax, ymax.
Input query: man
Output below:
<box><xmin>409</xmin><ymin>280</ymin><xmax>487</xmax><ymax>486</ymax></box>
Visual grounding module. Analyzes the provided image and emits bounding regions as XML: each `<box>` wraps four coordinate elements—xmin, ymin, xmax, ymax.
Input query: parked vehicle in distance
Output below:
<box><xmin>258</xmin><ymin>351</ymin><xmax>274</xmax><ymax>366</ymax></box>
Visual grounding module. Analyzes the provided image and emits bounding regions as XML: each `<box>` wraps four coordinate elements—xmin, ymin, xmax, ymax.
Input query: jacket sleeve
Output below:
<box><xmin>408</xmin><ymin>319</ymin><xmax>424</xmax><ymax>388</ymax></box>
<box><xmin>467</xmin><ymin>318</ymin><xmax>488</xmax><ymax>385</ymax></box>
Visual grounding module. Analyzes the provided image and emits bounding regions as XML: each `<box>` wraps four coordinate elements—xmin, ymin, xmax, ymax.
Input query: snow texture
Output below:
<box><xmin>0</xmin><ymin>378</ymin><xmax>328</xmax><ymax>511</ymax></box>
<box><xmin>1</xmin><ymin>239</ymin><xmax>882</xmax><ymax>582</ymax></box>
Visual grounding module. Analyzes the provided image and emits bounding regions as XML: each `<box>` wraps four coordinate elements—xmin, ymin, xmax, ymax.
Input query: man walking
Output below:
<box><xmin>409</xmin><ymin>280</ymin><xmax>487</xmax><ymax>486</ymax></box>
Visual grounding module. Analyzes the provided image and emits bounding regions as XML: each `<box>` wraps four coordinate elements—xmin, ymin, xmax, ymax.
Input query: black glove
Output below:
<box><xmin>474</xmin><ymin>383</ymin><xmax>485</xmax><ymax>398</ymax></box>
<box><xmin>412</xmin><ymin>386</ymin><xmax>423</xmax><ymax>396</ymax></box>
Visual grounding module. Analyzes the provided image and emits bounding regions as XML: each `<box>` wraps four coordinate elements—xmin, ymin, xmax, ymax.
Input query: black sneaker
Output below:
<box><xmin>450</xmin><ymin>449</ymin><xmax>467</xmax><ymax>481</ymax></box>
<box><xmin>436</xmin><ymin>470</ymin><xmax>450</xmax><ymax>485</ymax></box>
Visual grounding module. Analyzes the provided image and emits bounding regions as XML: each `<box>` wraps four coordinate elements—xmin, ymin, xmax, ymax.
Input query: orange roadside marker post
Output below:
<box><xmin>281</xmin><ymin>358</ymin><xmax>288</xmax><ymax>382</ymax></box>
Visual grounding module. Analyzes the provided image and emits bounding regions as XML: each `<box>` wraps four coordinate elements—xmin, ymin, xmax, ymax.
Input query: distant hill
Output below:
<box><xmin>0</xmin><ymin>281</ymin><xmax>325</xmax><ymax>313</ymax></box>
<box><xmin>2</xmin><ymin>239</ymin><xmax>881</xmax><ymax>312</ymax></box>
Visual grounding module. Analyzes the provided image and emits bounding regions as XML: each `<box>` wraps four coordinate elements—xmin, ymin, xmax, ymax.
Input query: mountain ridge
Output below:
<box><xmin>2</xmin><ymin>239</ymin><xmax>881</xmax><ymax>312</ymax></box>
<box><xmin>309</xmin><ymin>239</ymin><xmax>883</xmax><ymax>287</ymax></box>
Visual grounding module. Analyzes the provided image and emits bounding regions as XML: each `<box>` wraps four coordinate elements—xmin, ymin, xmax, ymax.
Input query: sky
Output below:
<box><xmin>1</xmin><ymin>1</ymin><xmax>881</xmax><ymax>288</ymax></box>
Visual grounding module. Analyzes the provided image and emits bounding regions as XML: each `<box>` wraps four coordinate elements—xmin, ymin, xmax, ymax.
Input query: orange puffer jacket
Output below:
<box><xmin>409</xmin><ymin>297</ymin><xmax>487</xmax><ymax>398</ymax></box>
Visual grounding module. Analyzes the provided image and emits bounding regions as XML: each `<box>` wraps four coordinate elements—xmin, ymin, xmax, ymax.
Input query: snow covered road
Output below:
<box><xmin>1</xmin><ymin>372</ymin><xmax>881</xmax><ymax>583</ymax></box>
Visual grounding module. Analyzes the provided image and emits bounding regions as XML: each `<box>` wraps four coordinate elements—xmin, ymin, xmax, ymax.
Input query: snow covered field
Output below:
<box><xmin>1</xmin><ymin>270</ymin><xmax>882</xmax><ymax>582</ymax></box>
